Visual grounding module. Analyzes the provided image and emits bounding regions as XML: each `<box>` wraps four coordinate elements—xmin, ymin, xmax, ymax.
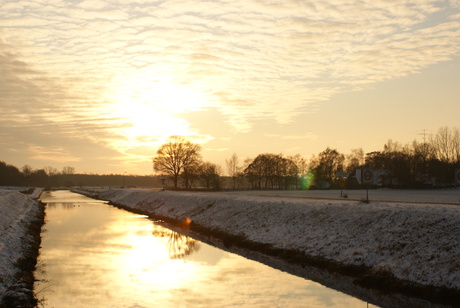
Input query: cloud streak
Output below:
<box><xmin>0</xmin><ymin>0</ymin><xmax>459</xmax><ymax>173</ymax></box>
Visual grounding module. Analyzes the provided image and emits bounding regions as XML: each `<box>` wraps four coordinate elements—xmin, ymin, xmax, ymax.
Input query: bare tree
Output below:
<box><xmin>311</xmin><ymin>148</ymin><xmax>344</xmax><ymax>185</ymax></box>
<box><xmin>226</xmin><ymin>153</ymin><xmax>241</xmax><ymax>190</ymax></box>
<box><xmin>244</xmin><ymin>153</ymin><xmax>298</xmax><ymax>190</ymax></box>
<box><xmin>44</xmin><ymin>166</ymin><xmax>58</xmax><ymax>176</ymax></box>
<box><xmin>22</xmin><ymin>165</ymin><xmax>33</xmax><ymax>177</ymax></box>
<box><xmin>288</xmin><ymin>154</ymin><xmax>308</xmax><ymax>176</ymax></box>
<box><xmin>152</xmin><ymin>136</ymin><xmax>202</xmax><ymax>188</ymax></box>
<box><xmin>454</xmin><ymin>127</ymin><xmax>460</xmax><ymax>163</ymax></box>
<box><xmin>430</xmin><ymin>127</ymin><xmax>459</xmax><ymax>163</ymax></box>
<box><xmin>198</xmin><ymin>162</ymin><xmax>222</xmax><ymax>190</ymax></box>
<box><xmin>408</xmin><ymin>139</ymin><xmax>435</xmax><ymax>183</ymax></box>
<box><xmin>62</xmin><ymin>166</ymin><xmax>75</xmax><ymax>175</ymax></box>
<box><xmin>345</xmin><ymin>148</ymin><xmax>364</xmax><ymax>174</ymax></box>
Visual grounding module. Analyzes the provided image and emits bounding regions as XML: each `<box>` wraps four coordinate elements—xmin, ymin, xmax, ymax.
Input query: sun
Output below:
<box><xmin>106</xmin><ymin>74</ymin><xmax>211</xmax><ymax>147</ymax></box>
<box><xmin>110</xmin><ymin>75</ymin><xmax>208</xmax><ymax>114</ymax></box>
<box><xmin>131</xmin><ymin>82</ymin><xmax>206</xmax><ymax>114</ymax></box>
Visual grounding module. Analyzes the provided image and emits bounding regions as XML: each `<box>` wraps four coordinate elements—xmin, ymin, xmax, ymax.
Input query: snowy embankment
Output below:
<box><xmin>0</xmin><ymin>188</ymin><xmax>43</xmax><ymax>306</ymax></box>
<box><xmin>97</xmin><ymin>188</ymin><xmax>460</xmax><ymax>294</ymax></box>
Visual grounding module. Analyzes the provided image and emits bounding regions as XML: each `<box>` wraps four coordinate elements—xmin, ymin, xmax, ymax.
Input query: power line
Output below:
<box><xmin>416</xmin><ymin>129</ymin><xmax>432</xmax><ymax>143</ymax></box>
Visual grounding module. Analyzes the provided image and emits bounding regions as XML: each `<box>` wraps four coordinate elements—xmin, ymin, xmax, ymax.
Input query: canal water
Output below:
<box><xmin>35</xmin><ymin>190</ymin><xmax>378</xmax><ymax>308</ymax></box>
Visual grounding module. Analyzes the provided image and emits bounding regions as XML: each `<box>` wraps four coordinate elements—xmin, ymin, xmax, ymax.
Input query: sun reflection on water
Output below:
<box><xmin>36</xmin><ymin>190</ymin><xmax>380</xmax><ymax>308</ymax></box>
<box><xmin>118</xmin><ymin>224</ymin><xmax>202</xmax><ymax>290</ymax></box>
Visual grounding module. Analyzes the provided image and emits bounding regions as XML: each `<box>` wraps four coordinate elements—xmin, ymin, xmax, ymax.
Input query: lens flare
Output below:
<box><xmin>300</xmin><ymin>171</ymin><xmax>315</xmax><ymax>190</ymax></box>
<box><xmin>180</xmin><ymin>217</ymin><xmax>192</xmax><ymax>230</ymax></box>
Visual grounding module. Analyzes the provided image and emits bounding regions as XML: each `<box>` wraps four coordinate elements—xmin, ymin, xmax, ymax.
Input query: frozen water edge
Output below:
<box><xmin>93</xmin><ymin>188</ymin><xmax>460</xmax><ymax>305</ymax></box>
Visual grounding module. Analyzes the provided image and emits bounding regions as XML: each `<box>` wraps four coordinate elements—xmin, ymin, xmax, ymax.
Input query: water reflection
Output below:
<box><xmin>152</xmin><ymin>225</ymin><xmax>200</xmax><ymax>259</ymax></box>
<box><xmin>36</xmin><ymin>191</ymin><xmax>379</xmax><ymax>308</ymax></box>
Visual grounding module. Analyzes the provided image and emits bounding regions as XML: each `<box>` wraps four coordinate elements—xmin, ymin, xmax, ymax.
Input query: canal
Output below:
<box><xmin>35</xmin><ymin>190</ymin><xmax>379</xmax><ymax>307</ymax></box>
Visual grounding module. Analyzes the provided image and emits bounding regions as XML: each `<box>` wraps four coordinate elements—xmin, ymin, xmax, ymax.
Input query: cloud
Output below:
<box><xmin>450</xmin><ymin>0</ymin><xmax>460</xmax><ymax>8</ymax></box>
<box><xmin>282</xmin><ymin>133</ymin><xmax>318</xmax><ymax>141</ymax></box>
<box><xmin>28</xmin><ymin>145</ymin><xmax>81</xmax><ymax>162</ymax></box>
<box><xmin>0</xmin><ymin>0</ymin><xmax>459</xmax><ymax>172</ymax></box>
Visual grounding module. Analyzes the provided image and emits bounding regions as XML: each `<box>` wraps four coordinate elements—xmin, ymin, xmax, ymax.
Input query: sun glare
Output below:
<box><xmin>119</xmin><ymin>227</ymin><xmax>201</xmax><ymax>290</ymax></box>
<box><xmin>106</xmin><ymin>74</ymin><xmax>211</xmax><ymax>148</ymax></box>
<box><xmin>110</xmin><ymin>75</ymin><xmax>209</xmax><ymax>114</ymax></box>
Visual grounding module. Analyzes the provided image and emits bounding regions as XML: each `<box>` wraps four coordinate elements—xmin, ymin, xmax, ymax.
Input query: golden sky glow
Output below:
<box><xmin>1</xmin><ymin>0</ymin><xmax>460</xmax><ymax>174</ymax></box>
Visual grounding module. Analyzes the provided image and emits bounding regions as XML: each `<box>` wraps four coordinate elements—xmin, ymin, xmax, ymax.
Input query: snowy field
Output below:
<box><xmin>96</xmin><ymin>188</ymin><xmax>460</xmax><ymax>294</ymax></box>
<box><xmin>223</xmin><ymin>188</ymin><xmax>460</xmax><ymax>204</ymax></box>
<box><xmin>0</xmin><ymin>187</ymin><xmax>42</xmax><ymax>304</ymax></box>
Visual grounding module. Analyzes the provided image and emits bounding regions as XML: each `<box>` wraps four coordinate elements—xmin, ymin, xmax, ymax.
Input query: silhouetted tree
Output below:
<box><xmin>182</xmin><ymin>164</ymin><xmax>200</xmax><ymax>189</ymax></box>
<box><xmin>288</xmin><ymin>154</ymin><xmax>308</xmax><ymax>189</ymax></box>
<box><xmin>226</xmin><ymin>153</ymin><xmax>241</xmax><ymax>190</ymax></box>
<box><xmin>430</xmin><ymin>126</ymin><xmax>460</xmax><ymax>164</ymax></box>
<box><xmin>345</xmin><ymin>148</ymin><xmax>364</xmax><ymax>174</ymax></box>
<box><xmin>244</xmin><ymin>154</ymin><xmax>298</xmax><ymax>189</ymax></box>
<box><xmin>43</xmin><ymin>166</ymin><xmax>58</xmax><ymax>177</ymax></box>
<box><xmin>0</xmin><ymin>161</ymin><xmax>23</xmax><ymax>186</ymax></box>
<box><xmin>152</xmin><ymin>136</ymin><xmax>202</xmax><ymax>188</ymax></box>
<box><xmin>29</xmin><ymin>169</ymin><xmax>48</xmax><ymax>187</ymax></box>
<box><xmin>244</xmin><ymin>155</ymin><xmax>265</xmax><ymax>189</ymax></box>
<box><xmin>61</xmin><ymin>166</ymin><xmax>75</xmax><ymax>175</ymax></box>
<box><xmin>311</xmin><ymin>148</ymin><xmax>344</xmax><ymax>186</ymax></box>
<box><xmin>198</xmin><ymin>162</ymin><xmax>222</xmax><ymax>190</ymax></box>
<box><xmin>22</xmin><ymin>165</ymin><xmax>33</xmax><ymax>177</ymax></box>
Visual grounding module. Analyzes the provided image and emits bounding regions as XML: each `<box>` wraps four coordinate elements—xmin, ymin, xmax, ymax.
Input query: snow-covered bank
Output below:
<box><xmin>0</xmin><ymin>188</ymin><xmax>44</xmax><ymax>307</ymax></box>
<box><xmin>97</xmin><ymin>188</ymin><xmax>459</xmax><ymax>300</ymax></box>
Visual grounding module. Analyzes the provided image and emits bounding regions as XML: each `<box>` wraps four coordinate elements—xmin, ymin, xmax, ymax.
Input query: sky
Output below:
<box><xmin>1</xmin><ymin>0</ymin><xmax>460</xmax><ymax>176</ymax></box>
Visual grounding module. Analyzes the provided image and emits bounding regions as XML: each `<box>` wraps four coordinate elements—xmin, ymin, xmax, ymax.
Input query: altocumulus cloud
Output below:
<box><xmin>0</xmin><ymin>0</ymin><xmax>459</xmax><ymax>172</ymax></box>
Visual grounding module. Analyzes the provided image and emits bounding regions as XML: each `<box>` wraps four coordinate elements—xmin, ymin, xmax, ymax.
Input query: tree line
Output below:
<box><xmin>0</xmin><ymin>163</ymin><xmax>76</xmax><ymax>187</ymax></box>
<box><xmin>153</xmin><ymin>127</ymin><xmax>460</xmax><ymax>190</ymax></box>
<box><xmin>0</xmin><ymin>162</ymin><xmax>161</xmax><ymax>188</ymax></box>
<box><xmin>1</xmin><ymin>126</ymin><xmax>459</xmax><ymax>190</ymax></box>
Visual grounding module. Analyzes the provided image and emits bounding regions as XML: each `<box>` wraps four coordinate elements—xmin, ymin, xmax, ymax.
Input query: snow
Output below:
<box><xmin>97</xmin><ymin>188</ymin><xmax>460</xmax><ymax>291</ymax></box>
<box><xmin>2</xmin><ymin>186</ymin><xmax>458</xmax><ymax>302</ymax></box>
<box><xmin>0</xmin><ymin>187</ymin><xmax>42</xmax><ymax>301</ymax></box>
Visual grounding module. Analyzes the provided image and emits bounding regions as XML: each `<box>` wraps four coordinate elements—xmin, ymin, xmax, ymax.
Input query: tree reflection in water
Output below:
<box><xmin>152</xmin><ymin>225</ymin><xmax>200</xmax><ymax>259</ymax></box>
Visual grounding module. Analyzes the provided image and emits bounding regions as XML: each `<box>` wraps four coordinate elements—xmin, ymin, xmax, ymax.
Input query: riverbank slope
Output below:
<box><xmin>95</xmin><ymin>188</ymin><xmax>459</xmax><ymax>304</ymax></box>
<box><xmin>0</xmin><ymin>188</ymin><xmax>44</xmax><ymax>307</ymax></box>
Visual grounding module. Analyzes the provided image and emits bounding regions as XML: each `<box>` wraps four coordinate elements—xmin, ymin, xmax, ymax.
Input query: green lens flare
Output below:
<box><xmin>301</xmin><ymin>171</ymin><xmax>315</xmax><ymax>190</ymax></box>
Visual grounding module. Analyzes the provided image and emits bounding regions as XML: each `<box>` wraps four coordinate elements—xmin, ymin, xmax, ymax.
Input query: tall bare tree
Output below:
<box><xmin>61</xmin><ymin>166</ymin><xmax>75</xmax><ymax>175</ymax></box>
<box><xmin>44</xmin><ymin>166</ymin><xmax>58</xmax><ymax>176</ymax></box>
<box><xmin>198</xmin><ymin>162</ymin><xmax>222</xmax><ymax>190</ymax></box>
<box><xmin>22</xmin><ymin>165</ymin><xmax>33</xmax><ymax>177</ymax></box>
<box><xmin>430</xmin><ymin>126</ymin><xmax>460</xmax><ymax>163</ymax></box>
<box><xmin>345</xmin><ymin>148</ymin><xmax>364</xmax><ymax>174</ymax></box>
<box><xmin>152</xmin><ymin>136</ymin><xmax>201</xmax><ymax>188</ymax></box>
<box><xmin>311</xmin><ymin>148</ymin><xmax>344</xmax><ymax>184</ymax></box>
<box><xmin>226</xmin><ymin>153</ymin><xmax>241</xmax><ymax>190</ymax></box>
<box><xmin>288</xmin><ymin>154</ymin><xmax>308</xmax><ymax>176</ymax></box>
